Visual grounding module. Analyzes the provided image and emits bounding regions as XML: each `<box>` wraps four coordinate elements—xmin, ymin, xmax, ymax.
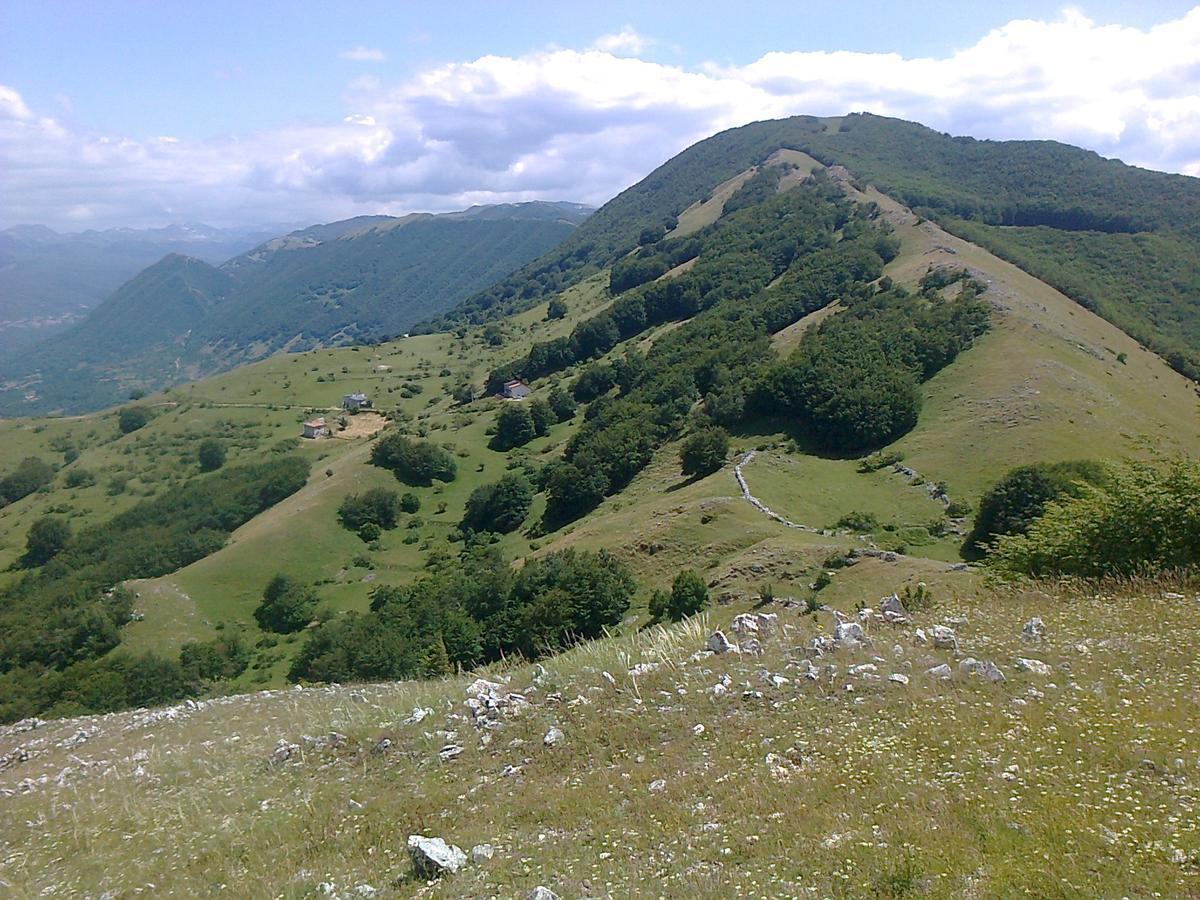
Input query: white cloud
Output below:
<box><xmin>593</xmin><ymin>25</ymin><xmax>652</xmax><ymax>57</ymax></box>
<box><xmin>341</xmin><ymin>45</ymin><xmax>387</xmax><ymax>63</ymax></box>
<box><xmin>3</xmin><ymin>7</ymin><xmax>1200</xmax><ymax>230</ymax></box>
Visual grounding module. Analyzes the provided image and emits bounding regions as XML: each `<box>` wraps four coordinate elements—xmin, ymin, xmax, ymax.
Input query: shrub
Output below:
<box><xmin>491</xmin><ymin>404</ymin><xmax>537</xmax><ymax>450</ymax></box>
<box><xmin>989</xmin><ymin>456</ymin><xmax>1200</xmax><ymax>578</ymax></box>
<box><xmin>197</xmin><ymin>438</ymin><xmax>226</xmax><ymax>472</ymax></box>
<box><xmin>460</xmin><ymin>474</ymin><xmax>534</xmax><ymax>535</ymax></box>
<box><xmin>836</xmin><ymin>510</ymin><xmax>879</xmax><ymax>532</ymax></box>
<box><xmin>548</xmin><ymin>386</ymin><xmax>577</xmax><ymax>422</ymax></box>
<box><xmin>371</xmin><ymin>433</ymin><xmax>456</xmax><ymax>486</ymax></box>
<box><xmin>64</xmin><ymin>468</ymin><xmax>96</xmax><ymax>488</ymax></box>
<box><xmin>667</xmin><ymin>569</ymin><xmax>709</xmax><ymax>620</ymax></box>
<box><xmin>967</xmin><ymin>460</ymin><xmax>1107</xmax><ymax>552</ymax></box>
<box><xmin>0</xmin><ymin>456</ymin><xmax>55</xmax><ymax>506</ymax></box>
<box><xmin>337</xmin><ymin>488</ymin><xmax>403</xmax><ymax>533</ymax></box>
<box><xmin>400</xmin><ymin>492</ymin><xmax>421</xmax><ymax>513</ymax></box>
<box><xmin>546</xmin><ymin>297</ymin><xmax>568</xmax><ymax>320</ymax></box>
<box><xmin>22</xmin><ymin>516</ymin><xmax>71</xmax><ymax>567</ymax></box>
<box><xmin>679</xmin><ymin>426</ymin><xmax>730</xmax><ymax>477</ymax></box>
<box><xmin>118</xmin><ymin>407</ymin><xmax>151</xmax><ymax>434</ymax></box>
<box><xmin>648</xmin><ymin>588</ymin><xmax>671</xmax><ymax>622</ymax></box>
<box><xmin>254</xmin><ymin>575</ymin><xmax>318</xmax><ymax>634</ymax></box>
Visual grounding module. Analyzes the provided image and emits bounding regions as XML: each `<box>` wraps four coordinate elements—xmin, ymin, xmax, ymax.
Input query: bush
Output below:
<box><xmin>118</xmin><ymin>407</ymin><xmax>151</xmax><ymax>434</ymax></box>
<box><xmin>989</xmin><ymin>456</ymin><xmax>1200</xmax><ymax>578</ymax></box>
<box><xmin>648</xmin><ymin>588</ymin><xmax>671</xmax><ymax>622</ymax></box>
<box><xmin>0</xmin><ymin>456</ymin><xmax>55</xmax><ymax>506</ymax></box>
<box><xmin>836</xmin><ymin>510</ymin><xmax>879</xmax><ymax>532</ymax></box>
<box><xmin>254</xmin><ymin>575</ymin><xmax>318</xmax><ymax>633</ymax></box>
<box><xmin>337</xmin><ymin>488</ymin><xmax>403</xmax><ymax>533</ymax></box>
<box><xmin>667</xmin><ymin>569</ymin><xmax>709</xmax><ymax>620</ymax></box>
<box><xmin>371</xmin><ymin>433</ymin><xmax>457</xmax><ymax>486</ymax></box>
<box><xmin>197</xmin><ymin>438</ymin><xmax>226</xmax><ymax>472</ymax></box>
<box><xmin>680</xmin><ymin>426</ymin><xmax>730</xmax><ymax>477</ymax></box>
<box><xmin>64</xmin><ymin>468</ymin><xmax>96</xmax><ymax>488</ymax></box>
<box><xmin>548</xmin><ymin>386</ymin><xmax>577</xmax><ymax>422</ymax></box>
<box><xmin>491</xmin><ymin>404</ymin><xmax>537</xmax><ymax>451</ymax></box>
<box><xmin>968</xmin><ymin>460</ymin><xmax>1107</xmax><ymax>552</ymax></box>
<box><xmin>460</xmin><ymin>474</ymin><xmax>534</xmax><ymax>535</ymax></box>
<box><xmin>546</xmin><ymin>297</ymin><xmax>568</xmax><ymax>320</ymax></box>
<box><xmin>400</xmin><ymin>492</ymin><xmax>421</xmax><ymax>513</ymax></box>
<box><xmin>22</xmin><ymin>516</ymin><xmax>71</xmax><ymax>567</ymax></box>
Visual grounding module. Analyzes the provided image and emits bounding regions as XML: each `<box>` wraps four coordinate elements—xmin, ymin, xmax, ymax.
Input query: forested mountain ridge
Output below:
<box><xmin>2</xmin><ymin>120</ymin><xmax>1197</xmax><ymax>726</ymax></box>
<box><xmin>431</xmin><ymin>113</ymin><xmax>1200</xmax><ymax>381</ymax></box>
<box><xmin>0</xmin><ymin>222</ymin><xmax>277</xmax><ymax>354</ymax></box>
<box><xmin>0</xmin><ymin>202</ymin><xmax>591</xmax><ymax>416</ymax></box>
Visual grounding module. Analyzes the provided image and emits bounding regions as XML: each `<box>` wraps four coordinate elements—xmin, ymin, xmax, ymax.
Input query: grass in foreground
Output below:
<box><xmin>2</xmin><ymin>577</ymin><xmax>1197</xmax><ymax>897</ymax></box>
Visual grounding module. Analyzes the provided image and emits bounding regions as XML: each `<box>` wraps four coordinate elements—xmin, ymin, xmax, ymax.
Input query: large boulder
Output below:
<box><xmin>407</xmin><ymin>835</ymin><xmax>467</xmax><ymax>878</ymax></box>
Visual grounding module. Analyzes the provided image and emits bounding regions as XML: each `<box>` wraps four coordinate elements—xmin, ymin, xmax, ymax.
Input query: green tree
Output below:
<box><xmin>990</xmin><ymin>456</ymin><xmax>1200</xmax><ymax>578</ymax></box>
<box><xmin>337</xmin><ymin>488</ymin><xmax>403</xmax><ymax>533</ymax></box>
<box><xmin>968</xmin><ymin>460</ymin><xmax>1108</xmax><ymax>553</ymax></box>
<box><xmin>668</xmin><ymin>569</ymin><xmax>709</xmax><ymax>620</ymax></box>
<box><xmin>679</xmin><ymin>426</ymin><xmax>729</xmax><ymax>477</ymax></box>
<box><xmin>400</xmin><ymin>492</ymin><xmax>421</xmax><ymax>513</ymax></box>
<box><xmin>460</xmin><ymin>474</ymin><xmax>534</xmax><ymax>534</ymax></box>
<box><xmin>118</xmin><ymin>406</ymin><xmax>151</xmax><ymax>434</ymax></box>
<box><xmin>22</xmin><ymin>516</ymin><xmax>71</xmax><ymax>567</ymax></box>
<box><xmin>529</xmin><ymin>397</ymin><xmax>554</xmax><ymax>436</ymax></box>
<box><xmin>548</xmin><ymin>386</ymin><xmax>577</xmax><ymax>422</ymax></box>
<box><xmin>0</xmin><ymin>456</ymin><xmax>55</xmax><ymax>506</ymax></box>
<box><xmin>492</xmin><ymin>404</ymin><xmax>537</xmax><ymax>450</ymax></box>
<box><xmin>546</xmin><ymin>297</ymin><xmax>568</xmax><ymax>320</ymax></box>
<box><xmin>371</xmin><ymin>433</ymin><xmax>457</xmax><ymax>485</ymax></box>
<box><xmin>543</xmin><ymin>462</ymin><xmax>608</xmax><ymax>525</ymax></box>
<box><xmin>197</xmin><ymin>438</ymin><xmax>226</xmax><ymax>472</ymax></box>
<box><xmin>254</xmin><ymin>575</ymin><xmax>318</xmax><ymax>633</ymax></box>
<box><xmin>648</xmin><ymin>588</ymin><xmax>671</xmax><ymax>623</ymax></box>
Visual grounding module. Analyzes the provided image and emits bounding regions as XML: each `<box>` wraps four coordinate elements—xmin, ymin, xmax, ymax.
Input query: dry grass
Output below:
<box><xmin>3</xmin><ymin>577</ymin><xmax>1199</xmax><ymax>897</ymax></box>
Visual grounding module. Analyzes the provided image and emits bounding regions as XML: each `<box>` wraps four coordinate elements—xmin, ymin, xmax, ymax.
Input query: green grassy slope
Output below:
<box><xmin>3</xmin><ymin>575</ymin><xmax>1198</xmax><ymax>896</ymax></box>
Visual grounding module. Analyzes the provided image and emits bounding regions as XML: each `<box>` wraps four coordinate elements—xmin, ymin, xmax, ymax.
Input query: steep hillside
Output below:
<box><xmin>432</xmin><ymin>114</ymin><xmax>1200</xmax><ymax>383</ymax></box>
<box><xmin>1</xmin><ymin>117</ymin><xmax>1197</xmax><ymax>727</ymax></box>
<box><xmin>3</xmin><ymin>576</ymin><xmax>1198</xmax><ymax>896</ymax></box>
<box><xmin>0</xmin><ymin>203</ymin><xmax>590</xmax><ymax>416</ymax></box>
<box><xmin>0</xmin><ymin>222</ymin><xmax>275</xmax><ymax>353</ymax></box>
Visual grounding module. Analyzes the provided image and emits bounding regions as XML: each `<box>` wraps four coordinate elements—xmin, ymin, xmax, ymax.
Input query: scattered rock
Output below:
<box><xmin>707</xmin><ymin>631</ymin><xmax>738</xmax><ymax>654</ymax></box>
<box><xmin>1015</xmin><ymin>657</ymin><xmax>1052</xmax><ymax>676</ymax></box>
<box><xmin>470</xmin><ymin>843</ymin><xmax>495</xmax><ymax>863</ymax></box>
<box><xmin>438</xmin><ymin>744</ymin><xmax>463</xmax><ymax>761</ymax></box>
<box><xmin>959</xmin><ymin>658</ymin><xmax>1005</xmax><ymax>682</ymax></box>
<box><xmin>402</xmin><ymin>706</ymin><xmax>432</xmax><ymax>725</ymax></box>
<box><xmin>543</xmin><ymin>727</ymin><xmax>564</xmax><ymax>747</ymax></box>
<box><xmin>1021</xmin><ymin>617</ymin><xmax>1046</xmax><ymax>641</ymax></box>
<box><xmin>889</xmin><ymin>673</ymin><xmax>910</xmax><ymax>686</ymax></box>
<box><xmin>926</xmin><ymin>664</ymin><xmax>953</xmax><ymax>680</ymax></box>
<box><xmin>270</xmin><ymin>739</ymin><xmax>299</xmax><ymax>765</ymax></box>
<box><xmin>931</xmin><ymin>625</ymin><xmax>958</xmax><ymax>651</ymax></box>
<box><xmin>527</xmin><ymin>888</ymin><xmax>560</xmax><ymax>900</ymax></box>
<box><xmin>834</xmin><ymin>620</ymin><xmax>867</xmax><ymax>646</ymax></box>
<box><xmin>879</xmin><ymin>593</ymin><xmax>907</xmax><ymax>618</ymax></box>
<box><xmin>407</xmin><ymin>835</ymin><xmax>467</xmax><ymax>879</ymax></box>
<box><xmin>649</xmin><ymin>778</ymin><xmax>667</xmax><ymax>792</ymax></box>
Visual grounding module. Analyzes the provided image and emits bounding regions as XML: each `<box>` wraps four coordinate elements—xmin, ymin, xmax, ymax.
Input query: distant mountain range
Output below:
<box><xmin>0</xmin><ymin>202</ymin><xmax>592</xmax><ymax>415</ymax></box>
<box><xmin>0</xmin><ymin>222</ymin><xmax>287</xmax><ymax>352</ymax></box>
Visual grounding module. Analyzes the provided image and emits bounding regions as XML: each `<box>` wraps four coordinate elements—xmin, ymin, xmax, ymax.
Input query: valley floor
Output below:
<box><xmin>2</xmin><ymin>579</ymin><xmax>1198</xmax><ymax>897</ymax></box>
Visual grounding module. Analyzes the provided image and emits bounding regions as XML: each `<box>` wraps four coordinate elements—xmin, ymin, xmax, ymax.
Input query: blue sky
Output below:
<box><xmin>2</xmin><ymin>1</ymin><xmax>1199</xmax><ymax>229</ymax></box>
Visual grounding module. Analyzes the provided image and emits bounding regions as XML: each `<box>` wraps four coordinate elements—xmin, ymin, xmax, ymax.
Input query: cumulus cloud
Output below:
<box><xmin>341</xmin><ymin>45</ymin><xmax>386</xmax><ymax>62</ymax></box>
<box><xmin>593</xmin><ymin>25</ymin><xmax>653</xmax><ymax>57</ymax></box>
<box><xmin>3</xmin><ymin>7</ymin><xmax>1200</xmax><ymax>230</ymax></box>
